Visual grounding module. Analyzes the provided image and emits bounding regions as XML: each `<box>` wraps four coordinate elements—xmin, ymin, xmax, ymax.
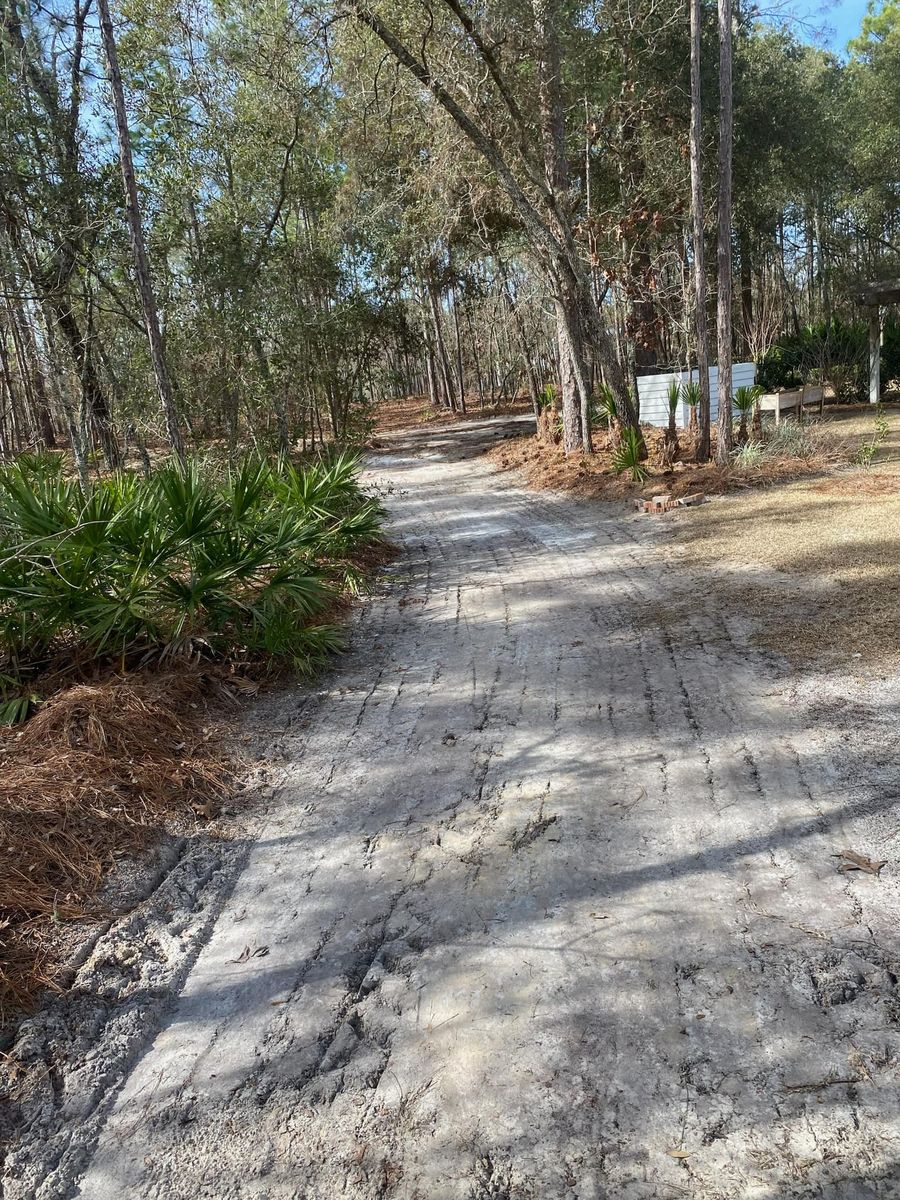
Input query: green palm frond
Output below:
<box><xmin>0</xmin><ymin>450</ymin><xmax>383</xmax><ymax>697</ymax></box>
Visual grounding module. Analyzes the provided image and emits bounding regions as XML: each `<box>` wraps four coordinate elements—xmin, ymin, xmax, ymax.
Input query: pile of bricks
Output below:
<box><xmin>633</xmin><ymin>492</ymin><xmax>705</xmax><ymax>515</ymax></box>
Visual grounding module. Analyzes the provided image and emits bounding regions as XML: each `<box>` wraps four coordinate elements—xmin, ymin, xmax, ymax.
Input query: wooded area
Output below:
<box><xmin>2</xmin><ymin>0</ymin><xmax>899</xmax><ymax>470</ymax></box>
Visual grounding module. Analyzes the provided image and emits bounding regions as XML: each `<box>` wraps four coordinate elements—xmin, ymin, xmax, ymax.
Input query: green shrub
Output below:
<box><xmin>0</xmin><ymin>450</ymin><xmax>384</xmax><ymax>699</ymax></box>
<box><xmin>757</xmin><ymin>318</ymin><xmax>899</xmax><ymax>399</ymax></box>
<box><xmin>856</xmin><ymin>405</ymin><xmax>890</xmax><ymax>468</ymax></box>
<box><xmin>763</xmin><ymin>419</ymin><xmax>818</xmax><ymax>458</ymax></box>
<box><xmin>593</xmin><ymin>384</ymin><xmax>619</xmax><ymax>429</ymax></box>
<box><xmin>612</xmin><ymin>428</ymin><xmax>649</xmax><ymax>482</ymax></box>
<box><xmin>732</xmin><ymin>442</ymin><xmax>766</xmax><ymax>469</ymax></box>
<box><xmin>538</xmin><ymin>382</ymin><xmax>556</xmax><ymax>412</ymax></box>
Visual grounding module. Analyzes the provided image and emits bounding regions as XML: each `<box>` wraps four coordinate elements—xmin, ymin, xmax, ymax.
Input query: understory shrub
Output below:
<box><xmin>0</xmin><ymin>450</ymin><xmax>384</xmax><ymax>711</ymax></box>
<box><xmin>757</xmin><ymin>319</ymin><xmax>900</xmax><ymax>399</ymax></box>
<box><xmin>732</xmin><ymin>417</ymin><xmax>828</xmax><ymax>469</ymax></box>
<box><xmin>611</xmin><ymin>428</ymin><xmax>650</xmax><ymax>482</ymax></box>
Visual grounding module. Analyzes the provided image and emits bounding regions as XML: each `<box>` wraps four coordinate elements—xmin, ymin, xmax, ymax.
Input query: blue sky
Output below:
<box><xmin>815</xmin><ymin>0</ymin><xmax>872</xmax><ymax>50</ymax></box>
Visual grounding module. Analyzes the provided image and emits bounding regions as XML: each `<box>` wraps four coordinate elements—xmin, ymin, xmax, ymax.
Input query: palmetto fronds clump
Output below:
<box><xmin>0</xmin><ymin>450</ymin><xmax>383</xmax><ymax>703</ymax></box>
<box><xmin>611</xmin><ymin>428</ymin><xmax>650</xmax><ymax>483</ymax></box>
<box><xmin>732</xmin><ymin>385</ymin><xmax>762</xmax><ymax>445</ymax></box>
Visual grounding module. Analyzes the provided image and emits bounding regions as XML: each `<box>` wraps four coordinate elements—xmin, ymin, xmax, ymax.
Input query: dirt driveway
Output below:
<box><xmin>7</xmin><ymin>417</ymin><xmax>900</xmax><ymax>1199</ymax></box>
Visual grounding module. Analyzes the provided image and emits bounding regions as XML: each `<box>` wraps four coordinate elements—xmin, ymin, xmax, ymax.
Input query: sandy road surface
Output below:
<box><xmin>6</xmin><ymin>417</ymin><xmax>900</xmax><ymax>1199</ymax></box>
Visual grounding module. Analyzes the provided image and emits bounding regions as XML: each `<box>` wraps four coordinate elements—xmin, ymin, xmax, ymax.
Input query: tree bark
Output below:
<box><xmin>426</xmin><ymin>280</ymin><xmax>457</xmax><ymax>411</ymax></box>
<box><xmin>97</xmin><ymin>0</ymin><xmax>185</xmax><ymax>461</ymax></box>
<box><xmin>715</xmin><ymin>0</ymin><xmax>734</xmax><ymax>466</ymax></box>
<box><xmin>689</xmin><ymin>0</ymin><xmax>712</xmax><ymax>463</ymax></box>
<box><xmin>739</xmin><ymin>226</ymin><xmax>753</xmax><ymax>354</ymax></box>
<box><xmin>532</xmin><ymin>0</ymin><xmax>589</xmax><ymax>452</ymax></box>
<box><xmin>497</xmin><ymin>258</ymin><xmax>542</xmax><ymax>431</ymax></box>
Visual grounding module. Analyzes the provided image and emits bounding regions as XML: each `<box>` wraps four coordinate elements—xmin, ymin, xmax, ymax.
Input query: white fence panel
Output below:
<box><xmin>635</xmin><ymin>362</ymin><xmax>756</xmax><ymax>429</ymax></box>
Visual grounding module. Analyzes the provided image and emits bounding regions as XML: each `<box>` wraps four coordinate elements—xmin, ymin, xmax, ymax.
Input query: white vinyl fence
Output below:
<box><xmin>636</xmin><ymin>362</ymin><xmax>757</xmax><ymax>429</ymax></box>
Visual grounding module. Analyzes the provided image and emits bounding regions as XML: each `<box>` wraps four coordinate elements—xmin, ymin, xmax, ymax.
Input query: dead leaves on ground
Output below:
<box><xmin>834</xmin><ymin>850</ymin><xmax>887</xmax><ymax>877</ymax></box>
<box><xmin>229</xmin><ymin>944</ymin><xmax>270</xmax><ymax>964</ymax></box>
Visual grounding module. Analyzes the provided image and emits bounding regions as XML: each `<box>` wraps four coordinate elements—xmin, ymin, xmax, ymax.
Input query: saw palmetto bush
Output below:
<box><xmin>0</xmin><ymin>450</ymin><xmax>383</xmax><ymax>710</ymax></box>
<box><xmin>611</xmin><ymin>427</ymin><xmax>650</xmax><ymax>483</ymax></box>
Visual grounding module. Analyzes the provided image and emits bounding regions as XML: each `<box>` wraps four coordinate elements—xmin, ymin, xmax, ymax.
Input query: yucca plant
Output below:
<box><xmin>732</xmin><ymin>385</ymin><xmax>762</xmax><ymax>446</ymax></box>
<box><xmin>611</xmin><ymin>427</ymin><xmax>650</xmax><ymax>483</ymax></box>
<box><xmin>0</xmin><ymin>450</ymin><xmax>385</xmax><ymax>708</ymax></box>
<box><xmin>660</xmin><ymin>379</ymin><xmax>681</xmax><ymax>466</ymax></box>
<box><xmin>681</xmin><ymin>380</ymin><xmax>701</xmax><ymax>434</ymax></box>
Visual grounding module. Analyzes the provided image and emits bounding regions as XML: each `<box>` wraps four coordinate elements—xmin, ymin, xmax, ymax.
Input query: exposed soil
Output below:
<box><xmin>3</xmin><ymin>415</ymin><xmax>900</xmax><ymax>1199</ymax></box>
<box><xmin>372</xmin><ymin>393</ymin><xmax>532</xmax><ymax>436</ymax></box>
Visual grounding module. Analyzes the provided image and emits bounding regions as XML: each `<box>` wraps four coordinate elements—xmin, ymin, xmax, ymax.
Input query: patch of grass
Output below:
<box><xmin>732</xmin><ymin>441</ymin><xmax>766</xmax><ymax>469</ymax></box>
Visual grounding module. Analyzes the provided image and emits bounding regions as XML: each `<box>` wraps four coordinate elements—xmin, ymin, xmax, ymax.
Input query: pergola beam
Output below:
<box><xmin>852</xmin><ymin>279</ymin><xmax>900</xmax><ymax>307</ymax></box>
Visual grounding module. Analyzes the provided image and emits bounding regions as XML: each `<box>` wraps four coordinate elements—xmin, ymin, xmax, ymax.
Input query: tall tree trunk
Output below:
<box><xmin>450</xmin><ymin>286</ymin><xmax>467</xmax><ymax>413</ymax></box>
<box><xmin>715</xmin><ymin>0</ymin><xmax>734</xmax><ymax>467</ymax></box>
<box><xmin>497</xmin><ymin>258</ymin><xmax>542</xmax><ymax>431</ymax></box>
<box><xmin>16</xmin><ymin>304</ymin><xmax>56</xmax><ymax>448</ymax></box>
<box><xmin>739</xmin><ymin>226</ymin><xmax>753</xmax><ymax>355</ymax></box>
<box><xmin>97</xmin><ymin>0</ymin><xmax>185</xmax><ymax>462</ymax></box>
<box><xmin>532</xmin><ymin>0</ymin><xmax>589</xmax><ymax>452</ymax></box>
<box><xmin>426</xmin><ymin>281</ymin><xmax>456</xmax><ymax>410</ymax></box>
<box><xmin>690</xmin><ymin>0</ymin><xmax>713</xmax><ymax>462</ymax></box>
<box><xmin>353</xmin><ymin>1</ymin><xmax>637</xmax><ymax>439</ymax></box>
<box><xmin>249</xmin><ymin>330</ymin><xmax>290</xmax><ymax>450</ymax></box>
<box><xmin>52</xmin><ymin>300</ymin><xmax>119</xmax><ymax>466</ymax></box>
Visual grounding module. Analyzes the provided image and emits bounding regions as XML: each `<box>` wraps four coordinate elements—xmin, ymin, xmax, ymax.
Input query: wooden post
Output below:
<box><xmin>869</xmin><ymin>307</ymin><xmax>881</xmax><ymax>406</ymax></box>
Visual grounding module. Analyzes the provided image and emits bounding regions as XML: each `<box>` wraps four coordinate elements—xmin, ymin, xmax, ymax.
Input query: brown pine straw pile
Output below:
<box><xmin>486</xmin><ymin>423</ymin><xmax>853</xmax><ymax>500</ymax></box>
<box><xmin>0</xmin><ymin>671</ymin><xmax>234</xmax><ymax>1022</ymax></box>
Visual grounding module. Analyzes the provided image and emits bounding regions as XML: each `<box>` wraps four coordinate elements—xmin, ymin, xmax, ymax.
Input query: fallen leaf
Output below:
<box><xmin>230</xmin><ymin>944</ymin><xmax>270</xmax><ymax>963</ymax></box>
<box><xmin>666</xmin><ymin>1148</ymin><xmax>693</xmax><ymax>1159</ymax></box>
<box><xmin>835</xmin><ymin>851</ymin><xmax>887</xmax><ymax>877</ymax></box>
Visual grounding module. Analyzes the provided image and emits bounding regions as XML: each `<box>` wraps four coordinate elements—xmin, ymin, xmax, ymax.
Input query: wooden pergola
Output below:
<box><xmin>853</xmin><ymin>279</ymin><xmax>900</xmax><ymax>405</ymax></box>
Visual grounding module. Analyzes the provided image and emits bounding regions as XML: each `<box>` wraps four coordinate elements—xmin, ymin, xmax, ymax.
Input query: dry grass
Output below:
<box><xmin>664</xmin><ymin>405</ymin><xmax>900</xmax><ymax>668</ymax></box>
<box><xmin>672</xmin><ymin>475</ymin><xmax>900</xmax><ymax>667</ymax></box>
<box><xmin>0</xmin><ymin>670</ymin><xmax>237</xmax><ymax>1021</ymax></box>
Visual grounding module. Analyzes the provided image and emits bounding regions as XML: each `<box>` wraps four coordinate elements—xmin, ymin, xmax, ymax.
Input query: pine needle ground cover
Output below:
<box><xmin>0</xmin><ymin>451</ymin><xmax>386</xmax><ymax>1021</ymax></box>
<box><xmin>486</xmin><ymin>419</ymin><xmax>855</xmax><ymax>502</ymax></box>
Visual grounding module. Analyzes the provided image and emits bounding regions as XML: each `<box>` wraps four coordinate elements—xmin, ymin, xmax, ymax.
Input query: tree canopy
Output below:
<box><xmin>1</xmin><ymin>0</ymin><xmax>898</xmax><ymax>466</ymax></box>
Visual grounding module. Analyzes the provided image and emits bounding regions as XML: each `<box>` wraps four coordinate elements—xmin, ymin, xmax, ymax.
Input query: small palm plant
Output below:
<box><xmin>732</xmin><ymin>385</ymin><xmax>762</xmax><ymax>446</ymax></box>
<box><xmin>591</xmin><ymin>383</ymin><xmax>620</xmax><ymax>449</ymax></box>
<box><xmin>593</xmin><ymin>384</ymin><xmax>618</xmax><ymax>429</ymax></box>
<box><xmin>682</xmin><ymin>379</ymin><xmax>701</xmax><ymax>434</ymax></box>
<box><xmin>661</xmin><ymin>379</ymin><xmax>681</xmax><ymax>466</ymax></box>
<box><xmin>612</xmin><ymin>427</ymin><xmax>650</xmax><ymax>483</ymax></box>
